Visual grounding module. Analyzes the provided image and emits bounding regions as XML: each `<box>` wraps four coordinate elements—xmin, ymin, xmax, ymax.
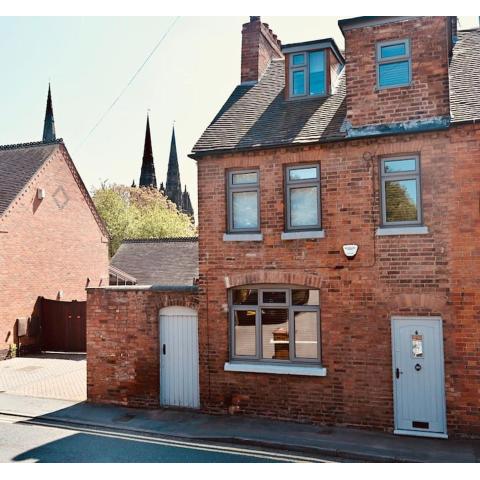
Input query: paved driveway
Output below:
<box><xmin>0</xmin><ymin>354</ymin><xmax>86</xmax><ymax>401</ymax></box>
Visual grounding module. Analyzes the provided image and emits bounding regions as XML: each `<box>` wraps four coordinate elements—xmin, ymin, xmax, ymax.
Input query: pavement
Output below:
<box><xmin>0</xmin><ymin>354</ymin><xmax>86</xmax><ymax>401</ymax></box>
<box><xmin>0</xmin><ymin>392</ymin><xmax>478</xmax><ymax>463</ymax></box>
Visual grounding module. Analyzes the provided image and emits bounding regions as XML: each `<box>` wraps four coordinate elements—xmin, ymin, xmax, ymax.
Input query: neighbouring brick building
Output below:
<box><xmin>0</xmin><ymin>86</ymin><xmax>109</xmax><ymax>358</ymax></box>
<box><xmin>87</xmin><ymin>16</ymin><xmax>480</xmax><ymax>439</ymax></box>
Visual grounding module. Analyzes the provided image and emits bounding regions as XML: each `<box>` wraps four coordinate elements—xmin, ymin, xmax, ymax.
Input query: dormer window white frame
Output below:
<box><xmin>289</xmin><ymin>50</ymin><xmax>327</xmax><ymax>98</ymax></box>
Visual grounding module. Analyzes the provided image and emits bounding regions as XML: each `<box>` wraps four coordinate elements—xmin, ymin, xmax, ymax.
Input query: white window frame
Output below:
<box><xmin>376</xmin><ymin>39</ymin><xmax>412</xmax><ymax>90</ymax></box>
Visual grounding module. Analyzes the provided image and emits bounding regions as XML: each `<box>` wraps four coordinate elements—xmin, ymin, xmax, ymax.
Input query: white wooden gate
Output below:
<box><xmin>392</xmin><ymin>317</ymin><xmax>447</xmax><ymax>438</ymax></box>
<box><xmin>159</xmin><ymin>306</ymin><xmax>200</xmax><ymax>409</ymax></box>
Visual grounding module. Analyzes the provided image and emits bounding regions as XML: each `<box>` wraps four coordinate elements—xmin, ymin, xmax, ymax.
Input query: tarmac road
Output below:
<box><xmin>0</xmin><ymin>413</ymin><xmax>336</xmax><ymax>463</ymax></box>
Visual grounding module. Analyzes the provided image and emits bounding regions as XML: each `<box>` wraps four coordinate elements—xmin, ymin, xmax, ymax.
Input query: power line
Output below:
<box><xmin>75</xmin><ymin>16</ymin><xmax>180</xmax><ymax>152</ymax></box>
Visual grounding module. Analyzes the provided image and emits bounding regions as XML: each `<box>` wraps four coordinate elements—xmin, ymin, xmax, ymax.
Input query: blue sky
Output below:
<box><xmin>0</xmin><ymin>16</ymin><xmax>478</xmax><ymax>216</ymax></box>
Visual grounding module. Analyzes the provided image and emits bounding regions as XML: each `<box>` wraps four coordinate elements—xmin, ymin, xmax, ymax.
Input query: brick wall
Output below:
<box><xmin>0</xmin><ymin>145</ymin><xmax>109</xmax><ymax>356</ymax></box>
<box><xmin>241</xmin><ymin>16</ymin><xmax>283</xmax><ymax>84</ymax></box>
<box><xmin>343</xmin><ymin>17</ymin><xmax>451</xmax><ymax>128</ymax></box>
<box><xmin>86</xmin><ymin>287</ymin><xmax>198</xmax><ymax>407</ymax></box>
<box><xmin>196</xmin><ymin>123</ymin><xmax>480</xmax><ymax>437</ymax></box>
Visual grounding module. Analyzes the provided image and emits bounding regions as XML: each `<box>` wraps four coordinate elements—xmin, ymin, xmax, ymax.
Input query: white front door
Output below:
<box><xmin>391</xmin><ymin>317</ymin><xmax>447</xmax><ymax>438</ymax></box>
<box><xmin>159</xmin><ymin>306</ymin><xmax>200</xmax><ymax>409</ymax></box>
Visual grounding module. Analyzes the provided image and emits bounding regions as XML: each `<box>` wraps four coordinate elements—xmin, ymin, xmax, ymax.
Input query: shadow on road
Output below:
<box><xmin>11</xmin><ymin>427</ymin><xmax>280</xmax><ymax>463</ymax></box>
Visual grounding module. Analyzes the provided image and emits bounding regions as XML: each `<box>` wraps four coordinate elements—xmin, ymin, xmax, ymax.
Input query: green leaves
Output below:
<box><xmin>92</xmin><ymin>184</ymin><xmax>196</xmax><ymax>256</ymax></box>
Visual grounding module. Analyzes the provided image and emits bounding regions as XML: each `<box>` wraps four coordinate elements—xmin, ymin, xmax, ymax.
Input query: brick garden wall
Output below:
<box><xmin>343</xmin><ymin>17</ymin><xmax>451</xmax><ymax>128</ymax></box>
<box><xmin>196</xmin><ymin>123</ymin><xmax>480</xmax><ymax>438</ymax></box>
<box><xmin>86</xmin><ymin>287</ymin><xmax>198</xmax><ymax>408</ymax></box>
<box><xmin>0</xmin><ymin>145</ymin><xmax>109</xmax><ymax>357</ymax></box>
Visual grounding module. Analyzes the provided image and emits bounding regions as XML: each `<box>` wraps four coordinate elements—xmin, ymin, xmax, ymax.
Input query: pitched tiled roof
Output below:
<box><xmin>192</xmin><ymin>59</ymin><xmax>346</xmax><ymax>156</ymax></box>
<box><xmin>450</xmin><ymin>29</ymin><xmax>480</xmax><ymax>124</ymax></box>
<box><xmin>110</xmin><ymin>237</ymin><xmax>199</xmax><ymax>286</ymax></box>
<box><xmin>192</xmin><ymin>29</ymin><xmax>480</xmax><ymax>156</ymax></box>
<box><xmin>0</xmin><ymin>141</ymin><xmax>61</xmax><ymax>216</ymax></box>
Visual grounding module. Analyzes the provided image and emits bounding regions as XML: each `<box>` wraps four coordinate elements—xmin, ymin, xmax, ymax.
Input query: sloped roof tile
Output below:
<box><xmin>110</xmin><ymin>237</ymin><xmax>199</xmax><ymax>286</ymax></box>
<box><xmin>192</xmin><ymin>29</ymin><xmax>480</xmax><ymax>156</ymax></box>
<box><xmin>0</xmin><ymin>141</ymin><xmax>61</xmax><ymax>216</ymax></box>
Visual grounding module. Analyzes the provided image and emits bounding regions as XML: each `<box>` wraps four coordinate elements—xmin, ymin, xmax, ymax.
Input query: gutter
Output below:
<box><xmin>189</xmin><ymin>117</ymin><xmax>454</xmax><ymax>161</ymax></box>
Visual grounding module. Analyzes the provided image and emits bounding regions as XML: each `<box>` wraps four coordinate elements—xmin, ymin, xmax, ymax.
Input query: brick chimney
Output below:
<box><xmin>241</xmin><ymin>16</ymin><xmax>283</xmax><ymax>84</ymax></box>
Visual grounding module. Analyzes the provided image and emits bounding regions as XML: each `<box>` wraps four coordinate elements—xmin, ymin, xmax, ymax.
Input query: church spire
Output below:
<box><xmin>42</xmin><ymin>83</ymin><xmax>56</xmax><ymax>143</ymax></box>
<box><xmin>165</xmin><ymin>125</ymin><xmax>182</xmax><ymax>207</ymax></box>
<box><xmin>139</xmin><ymin>114</ymin><xmax>157</xmax><ymax>188</ymax></box>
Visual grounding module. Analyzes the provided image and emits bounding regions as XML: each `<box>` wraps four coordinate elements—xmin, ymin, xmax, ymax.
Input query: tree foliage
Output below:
<box><xmin>92</xmin><ymin>183</ymin><xmax>196</xmax><ymax>256</ymax></box>
<box><xmin>385</xmin><ymin>181</ymin><xmax>418</xmax><ymax>222</ymax></box>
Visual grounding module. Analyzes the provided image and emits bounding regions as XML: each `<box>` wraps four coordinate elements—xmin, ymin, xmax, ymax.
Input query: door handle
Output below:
<box><xmin>395</xmin><ymin>368</ymin><xmax>402</xmax><ymax>379</ymax></box>
<box><xmin>162</xmin><ymin>344</ymin><xmax>166</xmax><ymax>355</ymax></box>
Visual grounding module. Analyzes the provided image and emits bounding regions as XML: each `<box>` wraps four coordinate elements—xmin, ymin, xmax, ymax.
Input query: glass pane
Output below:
<box><xmin>232</xmin><ymin>172</ymin><xmax>258</xmax><ymax>185</ymax></box>
<box><xmin>289</xmin><ymin>167</ymin><xmax>318</xmax><ymax>181</ymax></box>
<box><xmin>261</xmin><ymin>309</ymin><xmax>289</xmax><ymax>360</ymax></box>
<box><xmin>309</xmin><ymin>51</ymin><xmax>325</xmax><ymax>95</ymax></box>
<box><xmin>294</xmin><ymin>311</ymin><xmax>318</xmax><ymax>359</ymax></box>
<box><xmin>384</xmin><ymin>158</ymin><xmax>417</xmax><ymax>174</ymax></box>
<box><xmin>234</xmin><ymin>310</ymin><xmax>256</xmax><ymax>356</ymax></box>
<box><xmin>262</xmin><ymin>291</ymin><xmax>287</xmax><ymax>304</ymax></box>
<box><xmin>379</xmin><ymin>61</ymin><xmax>410</xmax><ymax>87</ymax></box>
<box><xmin>380</xmin><ymin>42</ymin><xmax>406</xmax><ymax>58</ymax></box>
<box><xmin>232</xmin><ymin>289</ymin><xmax>258</xmax><ymax>305</ymax></box>
<box><xmin>385</xmin><ymin>179</ymin><xmax>418</xmax><ymax>222</ymax></box>
<box><xmin>292</xmin><ymin>53</ymin><xmax>305</xmax><ymax>66</ymax></box>
<box><xmin>412</xmin><ymin>334</ymin><xmax>424</xmax><ymax>358</ymax></box>
<box><xmin>290</xmin><ymin>186</ymin><xmax>318</xmax><ymax>227</ymax></box>
<box><xmin>232</xmin><ymin>191</ymin><xmax>258</xmax><ymax>229</ymax></box>
<box><xmin>292</xmin><ymin>70</ymin><xmax>305</xmax><ymax>95</ymax></box>
<box><xmin>292</xmin><ymin>289</ymin><xmax>320</xmax><ymax>306</ymax></box>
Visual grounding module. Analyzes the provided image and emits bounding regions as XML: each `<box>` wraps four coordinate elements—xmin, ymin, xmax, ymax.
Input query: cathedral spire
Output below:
<box><xmin>165</xmin><ymin>125</ymin><xmax>182</xmax><ymax>207</ymax></box>
<box><xmin>139</xmin><ymin>114</ymin><xmax>157</xmax><ymax>188</ymax></box>
<box><xmin>42</xmin><ymin>83</ymin><xmax>56</xmax><ymax>143</ymax></box>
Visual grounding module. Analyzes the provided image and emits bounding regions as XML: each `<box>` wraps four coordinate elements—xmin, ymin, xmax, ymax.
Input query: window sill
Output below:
<box><xmin>281</xmin><ymin>230</ymin><xmax>325</xmax><ymax>241</ymax></box>
<box><xmin>223</xmin><ymin>233</ymin><xmax>263</xmax><ymax>242</ymax></box>
<box><xmin>224</xmin><ymin>362</ymin><xmax>327</xmax><ymax>377</ymax></box>
<box><xmin>376</xmin><ymin>226</ymin><xmax>429</xmax><ymax>236</ymax></box>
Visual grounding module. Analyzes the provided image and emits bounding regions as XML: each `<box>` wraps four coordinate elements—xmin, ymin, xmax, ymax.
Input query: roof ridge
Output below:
<box><xmin>123</xmin><ymin>237</ymin><xmax>198</xmax><ymax>244</ymax></box>
<box><xmin>0</xmin><ymin>139</ymin><xmax>64</xmax><ymax>151</ymax></box>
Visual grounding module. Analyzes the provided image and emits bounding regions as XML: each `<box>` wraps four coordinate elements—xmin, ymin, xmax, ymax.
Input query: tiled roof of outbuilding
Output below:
<box><xmin>192</xmin><ymin>29</ymin><xmax>480</xmax><ymax>157</ymax></box>
<box><xmin>0</xmin><ymin>140</ymin><xmax>62</xmax><ymax>216</ymax></box>
<box><xmin>449</xmin><ymin>29</ymin><xmax>480</xmax><ymax>124</ymax></box>
<box><xmin>110</xmin><ymin>237</ymin><xmax>199</xmax><ymax>286</ymax></box>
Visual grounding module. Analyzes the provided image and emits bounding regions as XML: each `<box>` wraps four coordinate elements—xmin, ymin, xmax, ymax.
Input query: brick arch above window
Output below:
<box><xmin>224</xmin><ymin>270</ymin><xmax>323</xmax><ymax>290</ymax></box>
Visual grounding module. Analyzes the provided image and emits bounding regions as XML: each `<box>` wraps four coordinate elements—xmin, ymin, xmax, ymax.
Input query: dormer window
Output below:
<box><xmin>290</xmin><ymin>50</ymin><xmax>326</xmax><ymax>98</ymax></box>
<box><xmin>376</xmin><ymin>39</ymin><xmax>411</xmax><ymax>89</ymax></box>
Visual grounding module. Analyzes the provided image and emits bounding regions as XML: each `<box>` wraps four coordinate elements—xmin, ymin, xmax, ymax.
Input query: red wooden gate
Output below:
<box><xmin>41</xmin><ymin>298</ymin><xmax>86</xmax><ymax>352</ymax></box>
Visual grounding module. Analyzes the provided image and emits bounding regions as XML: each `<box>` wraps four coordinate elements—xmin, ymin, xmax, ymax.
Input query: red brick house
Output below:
<box><xmin>87</xmin><ymin>16</ymin><xmax>480</xmax><ymax>439</ymax></box>
<box><xmin>0</xmin><ymin>87</ymin><xmax>109</xmax><ymax>358</ymax></box>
